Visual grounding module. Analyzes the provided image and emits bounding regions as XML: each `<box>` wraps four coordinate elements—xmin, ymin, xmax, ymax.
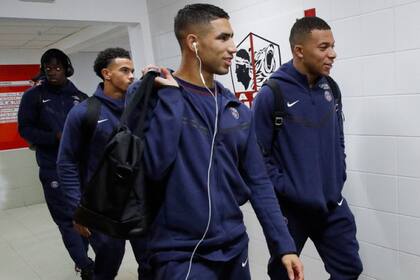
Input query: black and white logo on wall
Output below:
<box><xmin>230</xmin><ymin>32</ymin><xmax>281</xmax><ymax>108</ymax></box>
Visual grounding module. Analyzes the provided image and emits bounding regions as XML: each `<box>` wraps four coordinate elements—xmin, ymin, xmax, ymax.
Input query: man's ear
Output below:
<box><xmin>293</xmin><ymin>44</ymin><xmax>304</xmax><ymax>59</ymax></box>
<box><xmin>101</xmin><ymin>68</ymin><xmax>111</xmax><ymax>80</ymax></box>
<box><xmin>186</xmin><ymin>34</ymin><xmax>198</xmax><ymax>52</ymax></box>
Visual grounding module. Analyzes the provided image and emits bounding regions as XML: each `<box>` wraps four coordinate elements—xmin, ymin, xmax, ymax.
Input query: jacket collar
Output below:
<box><xmin>93</xmin><ymin>83</ymin><xmax>125</xmax><ymax>115</ymax></box>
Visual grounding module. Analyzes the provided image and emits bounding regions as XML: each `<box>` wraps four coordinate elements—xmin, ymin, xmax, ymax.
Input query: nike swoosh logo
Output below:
<box><xmin>241</xmin><ymin>258</ymin><xmax>248</xmax><ymax>267</ymax></box>
<box><xmin>42</xmin><ymin>99</ymin><xmax>51</xmax><ymax>103</ymax></box>
<box><xmin>337</xmin><ymin>198</ymin><xmax>344</xmax><ymax>206</ymax></box>
<box><xmin>97</xmin><ymin>119</ymin><xmax>108</xmax><ymax>124</ymax></box>
<box><xmin>287</xmin><ymin>100</ymin><xmax>299</xmax><ymax>107</ymax></box>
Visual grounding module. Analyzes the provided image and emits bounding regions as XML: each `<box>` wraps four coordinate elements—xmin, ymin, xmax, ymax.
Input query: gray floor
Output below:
<box><xmin>0</xmin><ymin>203</ymin><xmax>138</xmax><ymax>280</ymax></box>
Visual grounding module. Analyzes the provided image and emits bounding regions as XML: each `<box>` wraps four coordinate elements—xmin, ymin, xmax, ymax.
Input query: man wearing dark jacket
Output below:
<box><xmin>126</xmin><ymin>4</ymin><xmax>303</xmax><ymax>280</ymax></box>
<box><xmin>17</xmin><ymin>48</ymin><xmax>94</xmax><ymax>279</ymax></box>
<box><xmin>57</xmin><ymin>47</ymin><xmax>145</xmax><ymax>280</ymax></box>
<box><xmin>253</xmin><ymin>16</ymin><xmax>363</xmax><ymax>279</ymax></box>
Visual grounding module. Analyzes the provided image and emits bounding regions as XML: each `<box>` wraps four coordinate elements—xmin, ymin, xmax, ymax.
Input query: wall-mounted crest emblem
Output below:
<box><xmin>230</xmin><ymin>33</ymin><xmax>281</xmax><ymax>108</ymax></box>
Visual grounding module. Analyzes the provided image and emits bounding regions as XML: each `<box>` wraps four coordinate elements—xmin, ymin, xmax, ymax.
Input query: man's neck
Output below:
<box><xmin>103</xmin><ymin>82</ymin><xmax>124</xmax><ymax>99</ymax></box>
<box><xmin>175</xmin><ymin>57</ymin><xmax>215</xmax><ymax>88</ymax></box>
<box><xmin>293</xmin><ymin>59</ymin><xmax>318</xmax><ymax>88</ymax></box>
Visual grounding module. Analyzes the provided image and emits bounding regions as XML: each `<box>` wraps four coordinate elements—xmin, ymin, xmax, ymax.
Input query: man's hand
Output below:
<box><xmin>141</xmin><ymin>64</ymin><xmax>160</xmax><ymax>76</ymax></box>
<box><xmin>282</xmin><ymin>254</ymin><xmax>304</xmax><ymax>280</ymax></box>
<box><xmin>155</xmin><ymin>67</ymin><xmax>179</xmax><ymax>88</ymax></box>
<box><xmin>73</xmin><ymin>221</ymin><xmax>91</xmax><ymax>238</ymax></box>
<box><xmin>141</xmin><ymin>65</ymin><xmax>178</xmax><ymax>88</ymax></box>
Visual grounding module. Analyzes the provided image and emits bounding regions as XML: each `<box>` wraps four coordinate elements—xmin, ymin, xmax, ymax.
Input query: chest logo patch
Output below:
<box><xmin>287</xmin><ymin>100</ymin><xmax>299</xmax><ymax>107</ymax></box>
<box><xmin>72</xmin><ymin>95</ymin><xmax>81</xmax><ymax>106</ymax></box>
<box><xmin>229</xmin><ymin>107</ymin><xmax>240</xmax><ymax>120</ymax></box>
<box><xmin>324</xmin><ymin>90</ymin><xmax>333</xmax><ymax>102</ymax></box>
<box><xmin>320</xmin><ymin>83</ymin><xmax>330</xmax><ymax>90</ymax></box>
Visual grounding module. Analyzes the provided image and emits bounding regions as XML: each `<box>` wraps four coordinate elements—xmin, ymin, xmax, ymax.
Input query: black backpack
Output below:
<box><xmin>263</xmin><ymin>75</ymin><xmax>343</xmax><ymax>133</ymax></box>
<box><xmin>73</xmin><ymin>71</ymin><xmax>160</xmax><ymax>239</ymax></box>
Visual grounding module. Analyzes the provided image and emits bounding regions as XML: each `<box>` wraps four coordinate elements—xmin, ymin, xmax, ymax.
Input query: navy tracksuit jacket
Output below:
<box><xmin>18</xmin><ymin>80</ymin><xmax>87</xmax><ymax>169</ymax></box>
<box><xmin>126</xmin><ymin>78</ymin><xmax>296</xmax><ymax>270</ymax></box>
<box><xmin>57</xmin><ymin>84</ymin><xmax>145</xmax><ymax>280</ymax></box>
<box><xmin>253</xmin><ymin>60</ymin><xmax>346</xmax><ymax>212</ymax></box>
<box><xmin>17</xmin><ymin>80</ymin><xmax>93</xmax><ymax>270</ymax></box>
<box><xmin>253</xmin><ymin>60</ymin><xmax>363</xmax><ymax>279</ymax></box>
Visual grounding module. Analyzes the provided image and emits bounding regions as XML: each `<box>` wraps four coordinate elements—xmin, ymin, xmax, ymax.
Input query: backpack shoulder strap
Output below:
<box><xmin>324</xmin><ymin>75</ymin><xmax>345</xmax><ymax>123</ymax></box>
<box><xmin>82</xmin><ymin>96</ymin><xmax>101</xmax><ymax>144</ymax></box>
<box><xmin>264</xmin><ymin>78</ymin><xmax>287</xmax><ymax>130</ymax></box>
<box><xmin>122</xmin><ymin>71</ymin><xmax>159</xmax><ymax>136</ymax></box>
<box><xmin>77</xmin><ymin>90</ymin><xmax>89</xmax><ymax>102</ymax></box>
<box><xmin>325</xmin><ymin>75</ymin><xmax>342</xmax><ymax>110</ymax></box>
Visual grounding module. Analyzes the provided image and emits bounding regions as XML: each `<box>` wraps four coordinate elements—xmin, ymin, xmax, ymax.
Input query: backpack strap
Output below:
<box><xmin>325</xmin><ymin>76</ymin><xmax>341</xmax><ymax>106</ymax></box>
<box><xmin>121</xmin><ymin>71</ymin><xmax>159</xmax><ymax>136</ymax></box>
<box><xmin>82</xmin><ymin>96</ymin><xmax>101</xmax><ymax>145</ymax></box>
<box><xmin>324</xmin><ymin>75</ymin><xmax>345</xmax><ymax>122</ymax></box>
<box><xmin>264</xmin><ymin>78</ymin><xmax>287</xmax><ymax>130</ymax></box>
<box><xmin>77</xmin><ymin>90</ymin><xmax>89</xmax><ymax>102</ymax></box>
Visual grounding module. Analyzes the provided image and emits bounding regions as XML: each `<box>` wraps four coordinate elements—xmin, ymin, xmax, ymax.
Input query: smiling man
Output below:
<box><xmin>126</xmin><ymin>3</ymin><xmax>303</xmax><ymax>280</ymax></box>
<box><xmin>253</xmin><ymin>16</ymin><xmax>363</xmax><ymax>279</ymax></box>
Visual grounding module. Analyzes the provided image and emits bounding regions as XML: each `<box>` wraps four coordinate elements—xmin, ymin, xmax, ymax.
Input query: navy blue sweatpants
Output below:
<box><xmin>39</xmin><ymin>168</ymin><xmax>92</xmax><ymax>270</ymax></box>
<box><xmin>143</xmin><ymin>246</ymin><xmax>251</xmax><ymax>280</ymax></box>
<box><xmin>268</xmin><ymin>198</ymin><xmax>363</xmax><ymax>280</ymax></box>
<box><xmin>89</xmin><ymin>232</ymin><xmax>146</xmax><ymax>280</ymax></box>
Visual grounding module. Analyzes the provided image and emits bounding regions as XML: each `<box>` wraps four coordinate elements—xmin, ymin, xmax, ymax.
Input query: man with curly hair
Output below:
<box><xmin>57</xmin><ymin>47</ymin><xmax>145</xmax><ymax>279</ymax></box>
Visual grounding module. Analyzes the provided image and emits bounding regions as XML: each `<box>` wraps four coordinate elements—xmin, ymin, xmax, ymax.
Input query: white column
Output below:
<box><xmin>128</xmin><ymin>22</ymin><xmax>155</xmax><ymax>79</ymax></box>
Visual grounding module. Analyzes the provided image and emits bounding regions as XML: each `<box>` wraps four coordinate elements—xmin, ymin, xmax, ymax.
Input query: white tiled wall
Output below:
<box><xmin>326</xmin><ymin>1</ymin><xmax>420</xmax><ymax>279</ymax></box>
<box><xmin>146</xmin><ymin>0</ymin><xmax>420</xmax><ymax>279</ymax></box>
<box><xmin>0</xmin><ymin>149</ymin><xmax>43</xmax><ymax>210</ymax></box>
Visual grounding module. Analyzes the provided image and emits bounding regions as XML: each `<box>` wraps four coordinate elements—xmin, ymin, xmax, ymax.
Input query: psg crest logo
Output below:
<box><xmin>229</xmin><ymin>107</ymin><xmax>240</xmax><ymax>120</ymax></box>
<box><xmin>324</xmin><ymin>90</ymin><xmax>333</xmax><ymax>102</ymax></box>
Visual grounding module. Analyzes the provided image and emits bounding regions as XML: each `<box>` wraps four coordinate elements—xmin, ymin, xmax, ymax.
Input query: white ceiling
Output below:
<box><xmin>0</xmin><ymin>18</ymin><xmax>130</xmax><ymax>52</ymax></box>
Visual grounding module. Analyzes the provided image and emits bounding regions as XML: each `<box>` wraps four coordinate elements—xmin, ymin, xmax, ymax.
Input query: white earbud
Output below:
<box><xmin>185</xmin><ymin>38</ymin><xmax>219</xmax><ymax>280</ymax></box>
<box><xmin>192</xmin><ymin>42</ymin><xmax>198</xmax><ymax>55</ymax></box>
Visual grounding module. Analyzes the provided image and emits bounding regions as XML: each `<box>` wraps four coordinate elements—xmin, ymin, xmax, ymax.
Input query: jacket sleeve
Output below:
<box><xmin>140</xmin><ymin>86</ymin><xmax>184</xmax><ymax>180</ymax></box>
<box><xmin>56</xmin><ymin>106</ymin><xmax>85</xmax><ymax>212</ymax></box>
<box><xmin>17</xmin><ymin>88</ymin><xmax>58</xmax><ymax>146</ymax></box>
<box><xmin>252</xmin><ymin>85</ymin><xmax>291</xmax><ymax>196</ymax></box>
<box><xmin>240</xmin><ymin>115</ymin><xmax>296</xmax><ymax>257</ymax></box>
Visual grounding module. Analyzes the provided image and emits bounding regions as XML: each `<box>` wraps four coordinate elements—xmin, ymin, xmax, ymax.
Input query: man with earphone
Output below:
<box><xmin>18</xmin><ymin>49</ymin><xmax>94</xmax><ymax>279</ymax></box>
<box><xmin>126</xmin><ymin>4</ymin><xmax>303</xmax><ymax>280</ymax></box>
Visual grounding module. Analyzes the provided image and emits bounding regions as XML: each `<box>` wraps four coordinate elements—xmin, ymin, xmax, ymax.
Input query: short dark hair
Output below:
<box><xmin>94</xmin><ymin>47</ymin><xmax>131</xmax><ymax>79</ymax></box>
<box><xmin>174</xmin><ymin>4</ymin><xmax>229</xmax><ymax>46</ymax></box>
<box><xmin>289</xmin><ymin>16</ymin><xmax>331</xmax><ymax>49</ymax></box>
